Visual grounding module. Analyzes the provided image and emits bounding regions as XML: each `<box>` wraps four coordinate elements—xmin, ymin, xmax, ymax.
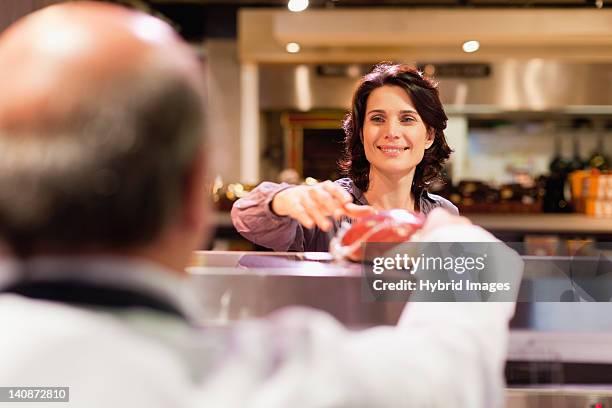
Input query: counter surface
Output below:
<box><xmin>189</xmin><ymin>250</ymin><xmax>612</xmax><ymax>326</ymax></box>
<box><xmin>467</xmin><ymin>213</ymin><xmax>612</xmax><ymax>233</ymax></box>
<box><xmin>189</xmin><ymin>251</ymin><xmax>612</xmax><ymax>386</ymax></box>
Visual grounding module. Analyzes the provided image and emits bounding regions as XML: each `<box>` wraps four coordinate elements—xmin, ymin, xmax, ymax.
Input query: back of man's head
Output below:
<box><xmin>0</xmin><ymin>2</ymin><xmax>207</xmax><ymax>257</ymax></box>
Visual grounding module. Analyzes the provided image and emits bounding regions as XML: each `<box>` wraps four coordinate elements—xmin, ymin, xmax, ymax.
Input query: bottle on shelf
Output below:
<box><xmin>549</xmin><ymin>132</ymin><xmax>568</xmax><ymax>175</ymax></box>
<box><xmin>566</xmin><ymin>118</ymin><xmax>589</xmax><ymax>173</ymax></box>
<box><xmin>588</xmin><ymin>119</ymin><xmax>609</xmax><ymax>171</ymax></box>
<box><xmin>543</xmin><ymin>131</ymin><xmax>571</xmax><ymax>213</ymax></box>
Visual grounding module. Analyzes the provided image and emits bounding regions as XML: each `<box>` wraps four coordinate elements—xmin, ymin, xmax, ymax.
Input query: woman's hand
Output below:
<box><xmin>271</xmin><ymin>180</ymin><xmax>376</xmax><ymax>231</ymax></box>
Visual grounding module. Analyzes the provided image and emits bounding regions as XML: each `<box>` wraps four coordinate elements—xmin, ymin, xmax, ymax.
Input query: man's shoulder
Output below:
<box><xmin>0</xmin><ymin>295</ymin><xmax>192</xmax><ymax>405</ymax></box>
<box><xmin>0</xmin><ymin>293</ymin><xmax>190</xmax><ymax>358</ymax></box>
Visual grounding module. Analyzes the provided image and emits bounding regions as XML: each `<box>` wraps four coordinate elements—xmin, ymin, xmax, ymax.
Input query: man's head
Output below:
<box><xmin>0</xmin><ymin>2</ymin><xmax>209</xmax><ymax>267</ymax></box>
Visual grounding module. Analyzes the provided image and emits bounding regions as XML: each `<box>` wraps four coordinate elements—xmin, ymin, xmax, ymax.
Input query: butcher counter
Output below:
<box><xmin>188</xmin><ymin>251</ymin><xmax>612</xmax><ymax>407</ymax></box>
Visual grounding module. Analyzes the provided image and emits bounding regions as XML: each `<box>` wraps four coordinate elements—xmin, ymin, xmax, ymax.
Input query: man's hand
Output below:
<box><xmin>271</xmin><ymin>180</ymin><xmax>376</xmax><ymax>231</ymax></box>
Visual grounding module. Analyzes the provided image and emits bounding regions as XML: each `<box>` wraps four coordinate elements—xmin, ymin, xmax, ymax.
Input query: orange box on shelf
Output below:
<box><xmin>585</xmin><ymin>198</ymin><xmax>612</xmax><ymax>218</ymax></box>
<box><xmin>569</xmin><ymin>170</ymin><xmax>589</xmax><ymax>200</ymax></box>
<box><xmin>583</xmin><ymin>173</ymin><xmax>612</xmax><ymax>200</ymax></box>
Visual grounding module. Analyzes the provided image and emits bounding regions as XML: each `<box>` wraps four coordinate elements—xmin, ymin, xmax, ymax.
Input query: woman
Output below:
<box><xmin>232</xmin><ymin>63</ymin><xmax>457</xmax><ymax>252</ymax></box>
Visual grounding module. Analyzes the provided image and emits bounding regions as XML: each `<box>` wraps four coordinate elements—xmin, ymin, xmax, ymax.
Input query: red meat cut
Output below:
<box><xmin>330</xmin><ymin>209</ymin><xmax>425</xmax><ymax>261</ymax></box>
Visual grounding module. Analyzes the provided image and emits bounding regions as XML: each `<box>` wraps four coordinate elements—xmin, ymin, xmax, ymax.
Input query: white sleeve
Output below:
<box><xmin>393</xmin><ymin>223</ymin><xmax>522</xmax><ymax>407</ymax></box>
<box><xmin>339</xmin><ymin>224</ymin><xmax>522</xmax><ymax>407</ymax></box>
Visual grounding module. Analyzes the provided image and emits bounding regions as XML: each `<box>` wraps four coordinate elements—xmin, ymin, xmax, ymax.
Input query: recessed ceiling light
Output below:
<box><xmin>462</xmin><ymin>40</ymin><xmax>480</xmax><ymax>53</ymax></box>
<box><xmin>286</xmin><ymin>42</ymin><xmax>301</xmax><ymax>53</ymax></box>
<box><xmin>288</xmin><ymin>0</ymin><xmax>309</xmax><ymax>12</ymax></box>
<box><xmin>423</xmin><ymin>64</ymin><xmax>436</xmax><ymax>77</ymax></box>
<box><xmin>346</xmin><ymin>65</ymin><xmax>361</xmax><ymax>78</ymax></box>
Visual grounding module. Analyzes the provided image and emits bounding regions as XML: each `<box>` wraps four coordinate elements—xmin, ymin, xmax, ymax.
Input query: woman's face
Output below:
<box><xmin>362</xmin><ymin>85</ymin><xmax>434</xmax><ymax>178</ymax></box>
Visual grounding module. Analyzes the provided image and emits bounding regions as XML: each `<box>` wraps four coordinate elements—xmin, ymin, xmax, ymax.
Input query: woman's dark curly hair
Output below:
<box><xmin>339</xmin><ymin>62</ymin><xmax>452</xmax><ymax>211</ymax></box>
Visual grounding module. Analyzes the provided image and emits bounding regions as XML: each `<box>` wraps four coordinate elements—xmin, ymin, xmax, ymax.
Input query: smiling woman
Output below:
<box><xmin>341</xmin><ymin>63</ymin><xmax>454</xmax><ymax>214</ymax></box>
<box><xmin>362</xmin><ymin>85</ymin><xmax>434</xmax><ymax>208</ymax></box>
<box><xmin>231</xmin><ymin>62</ymin><xmax>458</xmax><ymax>252</ymax></box>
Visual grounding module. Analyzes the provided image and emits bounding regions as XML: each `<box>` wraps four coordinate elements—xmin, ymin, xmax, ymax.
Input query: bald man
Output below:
<box><xmin>0</xmin><ymin>2</ymin><xmax>522</xmax><ymax>408</ymax></box>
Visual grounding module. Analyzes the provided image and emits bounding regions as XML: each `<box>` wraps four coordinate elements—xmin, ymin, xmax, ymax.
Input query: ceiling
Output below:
<box><xmin>108</xmin><ymin>0</ymin><xmax>608</xmax><ymax>41</ymax></box>
<box><xmin>144</xmin><ymin>0</ymin><xmax>601</xmax><ymax>6</ymax></box>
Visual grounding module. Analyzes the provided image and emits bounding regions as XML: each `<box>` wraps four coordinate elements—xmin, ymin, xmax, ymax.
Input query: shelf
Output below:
<box><xmin>214</xmin><ymin>211</ymin><xmax>612</xmax><ymax>235</ymax></box>
<box><xmin>467</xmin><ymin>213</ymin><xmax>612</xmax><ymax>234</ymax></box>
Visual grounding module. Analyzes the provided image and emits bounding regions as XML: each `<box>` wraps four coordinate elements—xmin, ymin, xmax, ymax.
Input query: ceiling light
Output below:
<box><xmin>346</xmin><ymin>64</ymin><xmax>361</xmax><ymax>78</ymax></box>
<box><xmin>462</xmin><ymin>40</ymin><xmax>480</xmax><ymax>53</ymax></box>
<box><xmin>288</xmin><ymin>0</ymin><xmax>309</xmax><ymax>12</ymax></box>
<box><xmin>286</xmin><ymin>42</ymin><xmax>301</xmax><ymax>53</ymax></box>
<box><xmin>423</xmin><ymin>64</ymin><xmax>436</xmax><ymax>77</ymax></box>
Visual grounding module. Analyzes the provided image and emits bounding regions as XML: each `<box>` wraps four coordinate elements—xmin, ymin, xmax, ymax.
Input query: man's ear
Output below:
<box><xmin>182</xmin><ymin>145</ymin><xmax>211</xmax><ymax>246</ymax></box>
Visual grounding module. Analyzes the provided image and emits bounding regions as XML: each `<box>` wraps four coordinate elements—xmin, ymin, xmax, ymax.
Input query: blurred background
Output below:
<box><xmin>5</xmin><ymin>0</ymin><xmax>612</xmax><ymax>251</ymax></box>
